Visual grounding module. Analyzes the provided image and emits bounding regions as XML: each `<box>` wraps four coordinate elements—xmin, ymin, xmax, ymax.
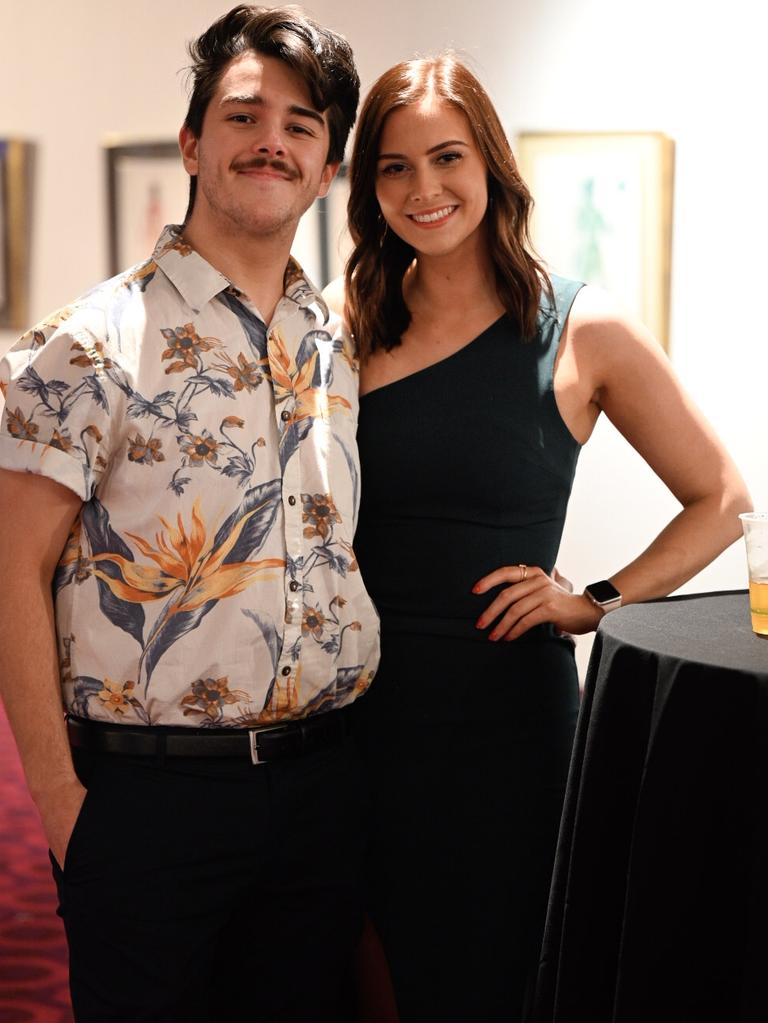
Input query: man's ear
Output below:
<box><xmin>317</xmin><ymin>161</ymin><xmax>341</xmax><ymax>199</ymax></box>
<box><xmin>179</xmin><ymin>125</ymin><xmax>199</xmax><ymax>177</ymax></box>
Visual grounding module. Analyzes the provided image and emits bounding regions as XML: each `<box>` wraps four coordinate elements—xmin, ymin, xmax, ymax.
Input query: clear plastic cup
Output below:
<box><xmin>739</xmin><ymin>512</ymin><xmax>768</xmax><ymax>636</ymax></box>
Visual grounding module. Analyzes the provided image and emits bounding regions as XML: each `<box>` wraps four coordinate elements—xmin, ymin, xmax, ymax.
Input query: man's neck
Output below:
<box><xmin>182</xmin><ymin>212</ymin><xmax>296</xmax><ymax>325</ymax></box>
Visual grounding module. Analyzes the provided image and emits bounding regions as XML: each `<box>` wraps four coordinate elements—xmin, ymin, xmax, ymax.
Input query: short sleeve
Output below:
<box><xmin>0</xmin><ymin>312</ymin><xmax>124</xmax><ymax>501</ymax></box>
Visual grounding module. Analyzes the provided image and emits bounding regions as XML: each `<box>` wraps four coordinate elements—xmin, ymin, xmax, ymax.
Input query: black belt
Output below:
<box><xmin>66</xmin><ymin>707</ymin><xmax>350</xmax><ymax>765</ymax></box>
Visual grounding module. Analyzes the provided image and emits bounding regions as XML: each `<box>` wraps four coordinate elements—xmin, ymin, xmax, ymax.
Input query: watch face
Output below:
<box><xmin>587</xmin><ymin>580</ymin><xmax>621</xmax><ymax>604</ymax></box>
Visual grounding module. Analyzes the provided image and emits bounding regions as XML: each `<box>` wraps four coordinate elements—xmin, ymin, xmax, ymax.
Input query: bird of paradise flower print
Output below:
<box><xmin>85</xmin><ymin>479</ymin><xmax>284</xmax><ymax>688</ymax></box>
<box><xmin>269</xmin><ymin>327</ymin><xmax>352</xmax><ymax>425</ymax></box>
<box><xmin>267</xmin><ymin>327</ymin><xmax>353</xmax><ymax>471</ymax></box>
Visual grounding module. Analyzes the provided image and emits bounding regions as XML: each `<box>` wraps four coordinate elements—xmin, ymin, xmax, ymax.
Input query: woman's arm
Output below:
<box><xmin>474</xmin><ymin>287</ymin><xmax>752</xmax><ymax>640</ymax></box>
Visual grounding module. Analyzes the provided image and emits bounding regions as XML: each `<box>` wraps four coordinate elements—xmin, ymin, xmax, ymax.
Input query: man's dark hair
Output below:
<box><xmin>182</xmin><ymin>4</ymin><xmax>359</xmax><ymax>218</ymax></box>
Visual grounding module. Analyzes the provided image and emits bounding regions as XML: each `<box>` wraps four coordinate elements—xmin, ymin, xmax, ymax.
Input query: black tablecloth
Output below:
<box><xmin>533</xmin><ymin>590</ymin><xmax>768</xmax><ymax>1023</ymax></box>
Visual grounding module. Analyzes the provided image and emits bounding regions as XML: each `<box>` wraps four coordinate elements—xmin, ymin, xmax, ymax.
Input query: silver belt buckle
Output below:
<box><xmin>248</xmin><ymin>730</ymin><xmax>262</xmax><ymax>765</ymax></box>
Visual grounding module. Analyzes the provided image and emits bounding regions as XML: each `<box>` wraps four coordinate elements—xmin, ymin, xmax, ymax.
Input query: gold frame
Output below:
<box><xmin>0</xmin><ymin>139</ymin><xmax>35</xmax><ymax>330</ymax></box>
<box><xmin>516</xmin><ymin>132</ymin><xmax>675</xmax><ymax>349</ymax></box>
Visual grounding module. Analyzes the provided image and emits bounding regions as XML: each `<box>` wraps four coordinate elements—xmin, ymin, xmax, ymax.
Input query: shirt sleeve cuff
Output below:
<box><xmin>0</xmin><ymin>435</ymin><xmax>95</xmax><ymax>501</ymax></box>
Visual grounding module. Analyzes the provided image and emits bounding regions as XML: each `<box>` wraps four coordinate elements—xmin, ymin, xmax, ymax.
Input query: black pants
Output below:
<box><xmin>51</xmin><ymin>737</ymin><xmax>369</xmax><ymax>1022</ymax></box>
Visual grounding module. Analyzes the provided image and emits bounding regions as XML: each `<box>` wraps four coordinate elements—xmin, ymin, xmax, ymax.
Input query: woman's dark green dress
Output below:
<box><xmin>354</xmin><ymin>276</ymin><xmax>584</xmax><ymax>1022</ymax></box>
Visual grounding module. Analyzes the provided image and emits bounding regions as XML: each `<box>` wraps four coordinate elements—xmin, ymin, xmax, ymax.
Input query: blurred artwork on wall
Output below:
<box><xmin>105</xmin><ymin>140</ymin><xmax>188</xmax><ymax>276</ymax></box>
<box><xmin>292</xmin><ymin>163</ymin><xmax>351</xmax><ymax>288</ymax></box>
<box><xmin>516</xmin><ymin>132</ymin><xmax>674</xmax><ymax>350</ymax></box>
<box><xmin>0</xmin><ymin>139</ymin><xmax>35</xmax><ymax>330</ymax></box>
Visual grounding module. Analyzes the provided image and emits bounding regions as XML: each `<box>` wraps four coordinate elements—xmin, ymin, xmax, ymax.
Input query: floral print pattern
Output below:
<box><xmin>302</xmin><ymin>604</ymin><xmax>327</xmax><ymax>640</ymax></box>
<box><xmin>302</xmin><ymin>493</ymin><xmax>342</xmax><ymax>540</ymax></box>
<box><xmin>214</xmin><ymin>351</ymin><xmax>264</xmax><ymax>393</ymax></box>
<box><xmin>181</xmin><ymin>676</ymin><xmax>250</xmax><ymax>723</ymax></box>
<box><xmin>128</xmin><ymin>434</ymin><xmax>164</xmax><ymax>465</ymax></box>
<box><xmin>161</xmin><ymin>323</ymin><xmax>219</xmax><ymax>373</ymax></box>
<box><xmin>0</xmin><ymin>225</ymin><xmax>379</xmax><ymax>726</ymax></box>
<box><xmin>6</xmin><ymin>407</ymin><xmax>39</xmax><ymax>440</ymax></box>
<box><xmin>180</xmin><ymin>432</ymin><xmax>219</xmax><ymax>467</ymax></box>
<box><xmin>98</xmin><ymin>678</ymin><xmax>138</xmax><ymax>715</ymax></box>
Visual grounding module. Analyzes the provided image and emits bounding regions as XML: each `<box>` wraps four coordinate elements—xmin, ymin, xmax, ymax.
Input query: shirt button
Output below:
<box><xmin>289</xmin><ymin>580</ymin><xmax>300</xmax><ymax>592</ymax></box>
<box><xmin>281</xmin><ymin>410</ymin><xmax>291</xmax><ymax>422</ymax></box>
<box><xmin>281</xmin><ymin>665</ymin><xmax>291</xmax><ymax>676</ymax></box>
<box><xmin>288</xmin><ymin>495</ymin><xmax>296</xmax><ymax>506</ymax></box>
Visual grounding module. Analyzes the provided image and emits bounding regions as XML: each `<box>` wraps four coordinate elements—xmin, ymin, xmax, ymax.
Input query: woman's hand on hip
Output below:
<box><xmin>472</xmin><ymin>564</ymin><xmax>603</xmax><ymax>639</ymax></box>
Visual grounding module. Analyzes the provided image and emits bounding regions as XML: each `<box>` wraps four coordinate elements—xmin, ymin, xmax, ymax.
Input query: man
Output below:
<box><xmin>0</xmin><ymin>7</ymin><xmax>378</xmax><ymax>1020</ymax></box>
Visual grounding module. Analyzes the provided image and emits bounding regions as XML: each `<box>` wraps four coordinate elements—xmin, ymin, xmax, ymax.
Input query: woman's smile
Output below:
<box><xmin>407</xmin><ymin>204</ymin><xmax>458</xmax><ymax>225</ymax></box>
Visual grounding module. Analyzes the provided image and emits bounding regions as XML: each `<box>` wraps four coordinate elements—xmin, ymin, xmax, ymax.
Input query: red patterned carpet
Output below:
<box><xmin>0</xmin><ymin>706</ymin><xmax>73</xmax><ymax>1022</ymax></box>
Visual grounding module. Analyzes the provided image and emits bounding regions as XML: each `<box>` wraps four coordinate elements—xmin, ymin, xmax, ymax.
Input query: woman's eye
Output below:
<box><xmin>437</xmin><ymin>151</ymin><xmax>462</xmax><ymax>165</ymax></box>
<box><xmin>380</xmin><ymin>163</ymin><xmax>407</xmax><ymax>177</ymax></box>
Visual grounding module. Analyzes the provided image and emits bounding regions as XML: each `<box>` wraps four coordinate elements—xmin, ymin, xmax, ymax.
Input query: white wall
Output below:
<box><xmin>0</xmin><ymin>0</ymin><xmax>225</xmax><ymax>331</ymax></box>
<box><xmin>2</xmin><ymin>0</ymin><xmax>765</xmax><ymax>674</ymax></box>
<box><xmin>314</xmin><ymin>0</ymin><xmax>768</xmax><ymax>672</ymax></box>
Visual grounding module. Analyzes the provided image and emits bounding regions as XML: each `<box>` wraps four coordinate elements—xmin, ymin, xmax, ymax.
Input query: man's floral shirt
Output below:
<box><xmin>0</xmin><ymin>226</ymin><xmax>379</xmax><ymax>727</ymax></box>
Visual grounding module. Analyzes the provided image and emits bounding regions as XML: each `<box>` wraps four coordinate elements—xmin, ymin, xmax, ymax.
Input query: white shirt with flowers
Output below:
<box><xmin>0</xmin><ymin>226</ymin><xmax>379</xmax><ymax>728</ymax></box>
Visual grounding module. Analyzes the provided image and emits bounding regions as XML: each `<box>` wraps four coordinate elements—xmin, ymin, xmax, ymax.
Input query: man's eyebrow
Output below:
<box><xmin>288</xmin><ymin>104</ymin><xmax>325</xmax><ymax>127</ymax></box>
<box><xmin>377</xmin><ymin>140</ymin><xmax>469</xmax><ymax>160</ymax></box>
<box><xmin>220</xmin><ymin>94</ymin><xmax>325</xmax><ymax>128</ymax></box>
<box><xmin>220</xmin><ymin>93</ymin><xmax>264</xmax><ymax>107</ymax></box>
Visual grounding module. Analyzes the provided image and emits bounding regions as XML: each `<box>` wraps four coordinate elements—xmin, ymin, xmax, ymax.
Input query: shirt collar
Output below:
<box><xmin>151</xmin><ymin>224</ymin><xmax>329</xmax><ymax>324</ymax></box>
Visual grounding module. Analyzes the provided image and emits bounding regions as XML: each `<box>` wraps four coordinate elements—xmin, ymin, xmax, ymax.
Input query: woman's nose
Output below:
<box><xmin>409</xmin><ymin>167</ymin><xmax>442</xmax><ymax>204</ymax></box>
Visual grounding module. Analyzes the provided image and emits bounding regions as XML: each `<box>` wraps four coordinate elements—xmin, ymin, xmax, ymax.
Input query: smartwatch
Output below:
<box><xmin>584</xmin><ymin>580</ymin><xmax>622</xmax><ymax>614</ymax></box>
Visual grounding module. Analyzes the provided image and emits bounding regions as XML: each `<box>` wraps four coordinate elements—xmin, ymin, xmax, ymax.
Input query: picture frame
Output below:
<box><xmin>293</xmin><ymin>163</ymin><xmax>351</xmax><ymax>288</ymax></box>
<box><xmin>105</xmin><ymin>140</ymin><xmax>188</xmax><ymax>276</ymax></box>
<box><xmin>515</xmin><ymin>132</ymin><xmax>675</xmax><ymax>349</ymax></box>
<box><xmin>105</xmin><ymin>140</ymin><xmax>351</xmax><ymax>288</ymax></box>
<box><xmin>0</xmin><ymin>139</ymin><xmax>35</xmax><ymax>330</ymax></box>
<box><xmin>318</xmin><ymin>162</ymin><xmax>351</xmax><ymax>285</ymax></box>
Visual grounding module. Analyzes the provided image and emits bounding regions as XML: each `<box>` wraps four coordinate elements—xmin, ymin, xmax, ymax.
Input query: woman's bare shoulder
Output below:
<box><xmin>322</xmin><ymin>276</ymin><xmax>347</xmax><ymax>320</ymax></box>
<box><xmin>568</xmin><ymin>284</ymin><xmax>636</xmax><ymax>335</ymax></box>
<box><xmin>566</xmin><ymin>285</ymin><xmax>668</xmax><ymax>365</ymax></box>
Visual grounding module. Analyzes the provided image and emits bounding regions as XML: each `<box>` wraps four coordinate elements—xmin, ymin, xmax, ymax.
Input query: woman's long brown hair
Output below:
<box><xmin>345</xmin><ymin>55</ymin><xmax>552</xmax><ymax>359</ymax></box>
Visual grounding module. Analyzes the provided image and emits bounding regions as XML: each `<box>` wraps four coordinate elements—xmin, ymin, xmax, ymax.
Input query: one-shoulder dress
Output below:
<box><xmin>353</xmin><ymin>276</ymin><xmax>584</xmax><ymax>1022</ymax></box>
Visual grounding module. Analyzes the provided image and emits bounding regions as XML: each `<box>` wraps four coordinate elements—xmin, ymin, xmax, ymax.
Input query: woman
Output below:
<box><xmin>325</xmin><ymin>56</ymin><xmax>751</xmax><ymax>1022</ymax></box>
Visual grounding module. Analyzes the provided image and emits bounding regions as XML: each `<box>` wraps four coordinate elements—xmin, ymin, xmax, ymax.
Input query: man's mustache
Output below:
<box><xmin>230</xmin><ymin>156</ymin><xmax>298</xmax><ymax>179</ymax></box>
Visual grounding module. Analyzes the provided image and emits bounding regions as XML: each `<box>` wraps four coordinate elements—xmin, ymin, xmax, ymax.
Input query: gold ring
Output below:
<box><xmin>518</xmin><ymin>564</ymin><xmax>528</xmax><ymax>583</ymax></box>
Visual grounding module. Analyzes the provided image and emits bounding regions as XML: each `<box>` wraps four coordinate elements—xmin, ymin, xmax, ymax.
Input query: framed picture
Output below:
<box><xmin>106</xmin><ymin>140</ymin><xmax>189</xmax><ymax>275</ymax></box>
<box><xmin>293</xmin><ymin>164</ymin><xmax>351</xmax><ymax>288</ymax></box>
<box><xmin>106</xmin><ymin>141</ymin><xmax>351</xmax><ymax>288</ymax></box>
<box><xmin>0</xmin><ymin>139</ymin><xmax>35</xmax><ymax>330</ymax></box>
<box><xmin>515</xmin><ymin>132</ymin><xmax>675</xmax><ymax>348</ymax></box>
